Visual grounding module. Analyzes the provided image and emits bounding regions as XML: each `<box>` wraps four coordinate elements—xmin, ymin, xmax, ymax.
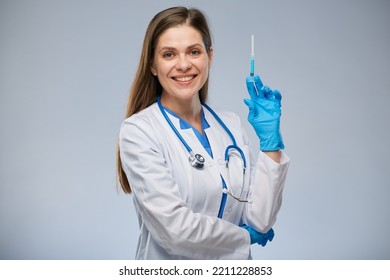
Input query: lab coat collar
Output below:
<box><xmin>163</xmin><ymin>106</ymin><xmax>210</xmax><ymax>131</ymax></box>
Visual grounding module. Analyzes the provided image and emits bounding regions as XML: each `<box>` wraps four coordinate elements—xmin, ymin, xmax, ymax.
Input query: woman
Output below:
<box><xmin>117</xmin><ymin>6</ymin><xmax>289</xmax><ymax>259</ymax></box>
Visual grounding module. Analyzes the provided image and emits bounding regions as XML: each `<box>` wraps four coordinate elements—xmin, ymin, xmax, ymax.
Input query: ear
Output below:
<box><xmin>150</xmin><ymin>64</ymin><xmax>157</xmax><ymax>76</ymax></box>
<box><xmin>208</xmin><ymin>47</ymin><xmax>214</xmax><ymax>70</ymax></box>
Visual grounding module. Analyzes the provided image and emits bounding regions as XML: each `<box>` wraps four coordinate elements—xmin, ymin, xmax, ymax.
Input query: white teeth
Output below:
<box><xmin>175</xmin><ymin>76</ymin><xmax>194</xmax><ymax>82</ymax></box>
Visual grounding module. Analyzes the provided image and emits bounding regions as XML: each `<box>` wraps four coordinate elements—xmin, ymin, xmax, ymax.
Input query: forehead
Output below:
<box><xmin>156</xmin><ymin>24</ymin><xmax>204</xmax><ymax>49</ymax></box>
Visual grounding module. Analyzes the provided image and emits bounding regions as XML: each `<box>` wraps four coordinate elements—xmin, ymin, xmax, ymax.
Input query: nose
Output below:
<box><xmin>176</xmin><ymin>55</ymin><xmax>191</xmax><ymax>71</ymax></box>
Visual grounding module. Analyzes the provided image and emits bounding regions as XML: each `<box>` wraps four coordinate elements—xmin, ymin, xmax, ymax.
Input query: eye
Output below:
<box><xmin>189</xmin><ymin>49</ymin><xmax>201</xmax><ymax>56</ymax></box>
<box><xmin>162</xmin><ymin>52</ymin><xmax>174</xmax><ymax>59</ymax></box>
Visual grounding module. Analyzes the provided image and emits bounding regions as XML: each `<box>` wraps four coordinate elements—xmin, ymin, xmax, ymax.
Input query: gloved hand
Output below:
<box><xmin>244</xmin><ymin>74</ymin><xmax>285</xmax><ymax>151</ymax></box>
<box><xmin>241</xmin><ymin>224</ymin><xmax>275</xmax><ymax>247</ymax></box>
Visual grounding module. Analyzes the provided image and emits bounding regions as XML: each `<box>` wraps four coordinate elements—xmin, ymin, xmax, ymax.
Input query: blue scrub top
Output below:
<box><xmin>163</xmin><ymin>107</ymin><xmax>213</xmax><ymax>158</ymax></box>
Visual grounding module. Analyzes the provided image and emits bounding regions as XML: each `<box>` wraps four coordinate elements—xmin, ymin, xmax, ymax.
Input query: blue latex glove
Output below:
<box><xmin>241</xmin><ymin>224</ymin><xmax>275</xmax><ymax>247</ymax></box>
<box><xmin>244</xmin><ymin>74</ymin><xmax>285</xmax><ymax>151</ymax></box>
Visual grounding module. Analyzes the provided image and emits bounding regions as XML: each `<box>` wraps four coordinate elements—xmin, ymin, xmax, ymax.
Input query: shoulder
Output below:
<box><xmin>119</xmin><ymin>103</ymin><xmax>161</xmax><ymax>141</ymax></box>
<box><xmin>122</xmin><ymin>103</ymin><xmax>159</xmax><ymax>125</ymax></box>
<box><xmin>203</xmin><ymin>104</ymin><xmax>242</xmax><ymax>127</ymax></box>
<box><xmin>120</xmin><ymin>103</ymin><xmax>160</xmax><ymax>129</ymax></box>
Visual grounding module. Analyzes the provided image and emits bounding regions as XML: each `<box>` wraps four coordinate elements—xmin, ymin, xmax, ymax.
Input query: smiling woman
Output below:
<box><xmin>116</xmin><ymin>6</ymin><xmax>289</xmax><ymax>260</ymax></box>
<box><xmin>151</xmin><ymin>24</ymin><xmax>213</xmax><ymax>129</ymax></box>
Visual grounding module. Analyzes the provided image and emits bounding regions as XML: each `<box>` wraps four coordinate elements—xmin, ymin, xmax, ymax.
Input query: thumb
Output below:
<box><xmin>244</xmin><ymin>98</ymin><xmax>257</xmax><ymax>120</ymax></box>
<box><xmin>243</xmin><ymin>98</ymin><xmax>254</xmax><ymax>109</ymax></box>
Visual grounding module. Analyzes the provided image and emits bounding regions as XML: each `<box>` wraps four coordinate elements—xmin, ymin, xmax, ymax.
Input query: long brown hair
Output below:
<box><xmin>117</xmin><ymin>7</ymin><xmax>213</xmax><ymax>193</ymax></box>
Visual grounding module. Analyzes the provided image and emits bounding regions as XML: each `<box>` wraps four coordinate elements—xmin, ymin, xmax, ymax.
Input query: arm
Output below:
<box><xmin>243</xmin><ymin>149</ymin><xmax>289</xmax><ymax>233</ymax></box>
<box><xmin>264</xmin><ymin>150</ymin><xmax>281</xmax><ymax>163</ymax></box>
<box><xmin>242</xmin><ymin>74</ymin><xmax>290</xmax><ymax>233</ymax></box>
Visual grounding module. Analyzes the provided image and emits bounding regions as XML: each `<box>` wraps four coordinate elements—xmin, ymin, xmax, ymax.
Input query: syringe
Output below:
<box><xmin>250</xmin><ymin>34</ymin><xmax>260</xmax><ymax>95</ymax></box>
<box><xmin>250</xmin><ymin>34</ymin><xmax>255</xmax><ymax>76</ymax></box>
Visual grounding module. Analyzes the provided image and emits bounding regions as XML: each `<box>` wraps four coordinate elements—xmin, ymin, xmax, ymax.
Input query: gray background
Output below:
<box><xmin>1</xmin><ymin>0</ymin><xmax>389</xmax><ymax>259</ymax></box>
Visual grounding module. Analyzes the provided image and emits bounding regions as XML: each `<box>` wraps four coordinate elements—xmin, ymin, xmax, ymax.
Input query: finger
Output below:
<box><xmin>253</xmin><ymin>74</ymin><xmax>264</xmax><ymax>89</ymax></box>
<box><xmin>246</xmin><ymin>76</ymin><xmax>259</xmax><ymax>100</ymax></box>
<box><xmin>260</xmin><ymin>86</ymin><xmax>273</xmax><ymax>99</ymax></box>
<box><xmin>273</xmin><ymin>89</ymin><xmax>282</xmax><ymax>100</ymax></box>
<box><xmin>267</xmin><ymin>228</ymin><xmax>275</xmax><ymax>242</ymax></box>
<box><xmin>250</xmin><ymin>75</ymin><xmax>265</xmax><ymax>99</ymax></box>
<box><xmin>259</xmin><ymin>238</ymin><xmax>267</xmax><ymax>247</ymax></box>
<box><xmin>272</xmin><ymin>89</ymin><xmax>282</xmax><ymax>107</ymax></box>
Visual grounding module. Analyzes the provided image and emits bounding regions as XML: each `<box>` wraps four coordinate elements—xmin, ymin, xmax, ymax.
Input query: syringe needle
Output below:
<box><xmin>251</xmin><ymin>34</ymin><xmax>255</xmax><ymax>58</ymax></box>
<box><xmin>250</xmin><ymin>35</ymin><xmax>255</xmax><ymax>76</ymax></box>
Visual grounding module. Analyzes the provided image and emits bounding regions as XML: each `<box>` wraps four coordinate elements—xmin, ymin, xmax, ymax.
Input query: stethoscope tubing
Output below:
<box><xmin>157</xmin><ymin>96</ymin><xmax>193</xmax><ymax>155</ymax></box>
<box><xmin>157</xmin><ymin>95</ymin><xmax>247</xmax><ymax>218</ymax></box>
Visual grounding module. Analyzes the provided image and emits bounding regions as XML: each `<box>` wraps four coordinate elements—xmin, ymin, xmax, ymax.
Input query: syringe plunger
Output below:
<box><xmin>250</xmin><ymin>35</ymin><xmax>255</xmax><ymax>76</ymax></box>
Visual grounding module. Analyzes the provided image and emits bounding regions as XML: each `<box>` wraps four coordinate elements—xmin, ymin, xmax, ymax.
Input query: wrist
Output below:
<box><xmin>259</xmin><ymin>136</ymin><xmax>285</xmax><ymax>151</ymax></box>
<box><xmin>262</xmin><ymin>150</ymin><xmax>282</xmax><ymax>163</ymax></box>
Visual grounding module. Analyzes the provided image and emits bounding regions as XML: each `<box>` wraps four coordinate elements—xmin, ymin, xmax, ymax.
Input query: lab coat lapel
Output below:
<box><xmin>202</xmin><ymin>108</ymin><xmax>230</xmax><ymax>168</ymax></box>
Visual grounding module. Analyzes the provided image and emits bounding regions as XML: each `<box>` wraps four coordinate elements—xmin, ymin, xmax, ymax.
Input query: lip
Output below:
<box><xmin>171</xmin><ymin>74</ymin><xmax>197</xmax><ymax>83</ymax></box>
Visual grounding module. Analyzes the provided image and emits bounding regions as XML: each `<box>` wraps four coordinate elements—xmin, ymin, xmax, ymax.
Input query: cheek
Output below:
<box><xmin>199</xmin><ymin>61</ymin><xmax>210</xmax><ymax>78</ymax></box>
<box><xmin>201</xmin><ymin>57</ymin><xmax>211</xmax><ymax>72</ymax></box>
<box><xmin>155</xmin><ymin>60</ymin><xmax>174</xmax><ymax>76</ymax></box>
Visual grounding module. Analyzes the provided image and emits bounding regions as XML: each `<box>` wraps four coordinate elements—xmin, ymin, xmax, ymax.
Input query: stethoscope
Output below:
<box><xmin>157</xmin><ymin>95</ymin><xmax>248</xmax><ymax>218</ymax></box>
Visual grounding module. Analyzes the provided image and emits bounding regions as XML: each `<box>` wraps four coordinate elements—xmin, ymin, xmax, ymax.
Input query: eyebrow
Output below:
<box><xmin>158</xmin><ymin>43</ymin><xmax>205</xmax><ymax>52</ymax></box>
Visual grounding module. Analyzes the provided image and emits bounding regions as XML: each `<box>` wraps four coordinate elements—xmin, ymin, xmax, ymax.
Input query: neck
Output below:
<box><xmin>161</xmin><ymin>94</ymin><xmax>201</xmax><ymax>120</ymax></box>
<box><xmin>160</xmin><ymin>93</ymin><xmax>203</xmax><ymax>132</ymax></box>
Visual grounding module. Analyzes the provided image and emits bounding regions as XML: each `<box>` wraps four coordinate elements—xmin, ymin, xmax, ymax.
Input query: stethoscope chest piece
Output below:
<box><xmin>189</xmin><ymin>153</ymin><xmax>205</xmax><ymax>169</ymax></box>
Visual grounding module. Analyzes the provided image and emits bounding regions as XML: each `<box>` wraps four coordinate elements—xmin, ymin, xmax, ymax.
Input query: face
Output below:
<box><xmin>151</xmin><ymin>24</ymin><xmax>213</xmax><ymax>103</ymax></box>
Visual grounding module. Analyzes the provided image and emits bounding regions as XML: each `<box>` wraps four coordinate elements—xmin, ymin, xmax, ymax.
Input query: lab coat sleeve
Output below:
<box><xmin>119</xmin><ymin>116</ymin><xmax>251</xmax><ymax>259</ymax></box>
<box><xmin>242</xmin><ymin>129</ymin><xmax>290</xmax><ymax>233</ymax></box>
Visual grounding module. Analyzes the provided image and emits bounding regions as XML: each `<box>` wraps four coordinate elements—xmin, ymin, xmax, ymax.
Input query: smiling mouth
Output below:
<box><xmin>173</xmin><ymin>75</ymin><xmax>196</xmax><ymax>82</ymax></box>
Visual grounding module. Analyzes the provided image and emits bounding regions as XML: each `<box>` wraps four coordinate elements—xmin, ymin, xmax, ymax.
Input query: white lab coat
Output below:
<box><xmin>119</xmin><ymin>102</ymin><xmax>289</xmax><ymax>259</ymax></box>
